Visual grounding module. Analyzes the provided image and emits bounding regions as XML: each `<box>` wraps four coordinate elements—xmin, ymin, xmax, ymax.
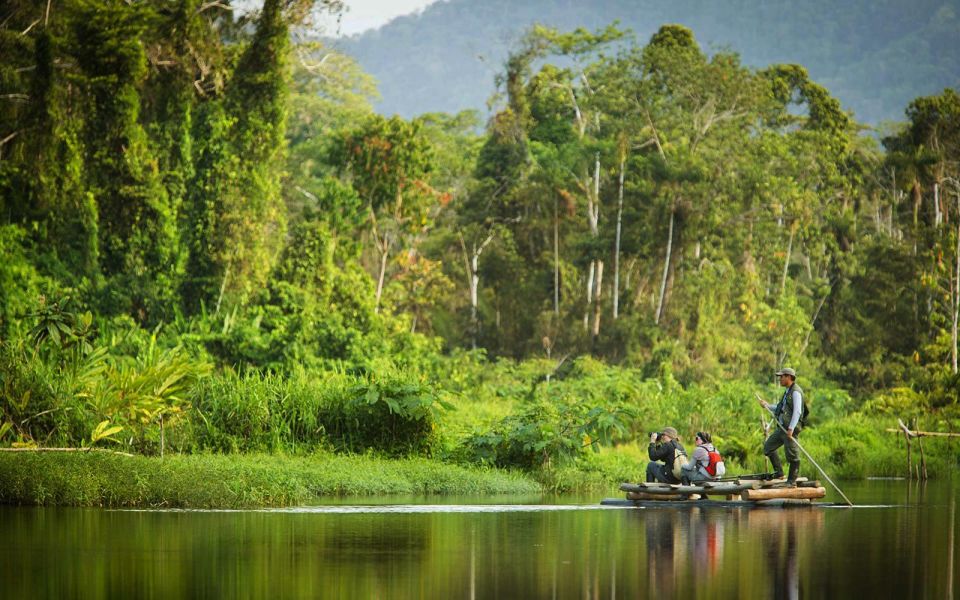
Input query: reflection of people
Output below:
<box><xmin>751</xmin><ymin>509</ymin><xmax>823</xmax><ymax>600</ymax></box>
<box><xmin>757</xmin><ymin>368</ymin><xmax>804</xmax><ymax>484</ymax></box>
<box><xmin>646</xmin><ymin>427</ymin><xmax>686</xmax><ymax>483</ymax></box>
<box><xmin>690</xmin><ymin>509</ymin><xmax>724</xmax><ymax>579</ymax></box>
<box><xmin>642</xmin><ymin>509</ymin><xmax>682</xmax><ymax>598</ymax></box>
<box><xmin>681</xmin><ymin>431</ymin><xmax>721</xmax><ymax>484</ymax></box>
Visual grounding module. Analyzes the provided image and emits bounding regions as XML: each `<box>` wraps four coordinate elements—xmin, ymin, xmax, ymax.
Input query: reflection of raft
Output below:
<box><xmin>602</xmin><ymin>477</ymin><xmax>842</xmax><ymax>508</ymax></box>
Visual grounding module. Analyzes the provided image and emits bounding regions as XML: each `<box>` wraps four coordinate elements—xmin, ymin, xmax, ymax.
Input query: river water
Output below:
<box><xmin>1</xmin><ymin>480</ymin><xmax>956</xmax><ymax>599</ymax></box>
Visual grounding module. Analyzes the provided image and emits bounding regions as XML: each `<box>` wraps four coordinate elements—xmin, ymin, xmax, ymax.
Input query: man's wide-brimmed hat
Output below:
<box><xmin>775</xmin><ymin>367</ymin><xmax>797</xmax><ymax>377</ymax></box>
<box><xmin>661</xmin><ymin>427</ymin><xmax>678</xmax><ymax>438</ymax></box>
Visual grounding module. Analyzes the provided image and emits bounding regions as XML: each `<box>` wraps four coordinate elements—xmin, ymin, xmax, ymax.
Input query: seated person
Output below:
<box><xmin>646</xmin><ymin>427</ymin><xmax>686</xmax><ymax>484</ymax></box>
<box><xmin>681</xmin><ymin>431</ymin><xmax>724</xmax><ymax>484</ymax></box>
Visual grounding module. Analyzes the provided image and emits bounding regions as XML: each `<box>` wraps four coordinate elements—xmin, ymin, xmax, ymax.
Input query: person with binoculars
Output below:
<box><xmin>645</xmin><ymin>427</ymin><xmax>687</xmax><ymax>483</ymax></box>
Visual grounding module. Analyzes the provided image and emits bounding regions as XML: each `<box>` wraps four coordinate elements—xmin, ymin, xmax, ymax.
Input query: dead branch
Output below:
<box><xmin>0</xmin><ymin>131</ymin><xmax>19</xmax><ymax>148</ymax></box>
<box><xmin>21</xmin><ymin>18</ymin><xmax>41</xmax><ymax>36</ymax></box>
<box><xmin>196</xmin><ymin>1</ymin><xmax>234</xmax><ymax>13</ymax></box>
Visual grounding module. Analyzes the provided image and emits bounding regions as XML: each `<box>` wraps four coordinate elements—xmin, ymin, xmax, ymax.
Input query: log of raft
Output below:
<box><xmin>626</xmin><ymin>491</ymin><xmax>691</xmax><ymax>501</ymax></box>
<box><xmin>618</xmin><ymin>479</ymin><xmax>829</xmax><ymax>505</ymax></box>
<box><xmin>620</xmin><ymin>481</ymin><xmax>759</xmax><ymax>496</ymax></box>
<box><xmin>753</xmin><ymin>498</ymin><xmax>813</xmax><ymax>507</ymax></box>
<box><xmin>755</xmin><ymin>477</ymin><xmax>811</xmax><ymax>488</ymax></box>
<box><xmin>741</xmin><ymin>487</ymin><xmax>827</xmax><ymax>501</ymax></box>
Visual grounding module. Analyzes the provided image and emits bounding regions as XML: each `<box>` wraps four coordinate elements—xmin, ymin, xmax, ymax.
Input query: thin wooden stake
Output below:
<box><xmin>900</xmin><ymin>419</ymin><xmax>913</xmax><ymax>479</ymax></box>
<box><xmin>914</xmin><ymin>418</ymin><xmax>927</xmax><ymax>480</ymax></box>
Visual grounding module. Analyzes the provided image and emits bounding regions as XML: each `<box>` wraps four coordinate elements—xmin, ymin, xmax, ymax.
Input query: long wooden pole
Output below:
<box><xmin>754</xmin><ymin>392</ymin><xmax>853</xmax><ymax>506</ymax></box>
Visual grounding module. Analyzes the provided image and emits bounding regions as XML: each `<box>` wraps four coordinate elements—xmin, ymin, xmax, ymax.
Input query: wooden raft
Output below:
<box><xmin>619</xmin><ymin>478</ymin><xmax>826</xmax><ymax>504</ymax></box>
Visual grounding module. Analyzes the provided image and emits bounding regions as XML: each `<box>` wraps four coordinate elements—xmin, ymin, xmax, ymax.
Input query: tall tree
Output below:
<box><xmin>71</xmin><ymin>0</ymin><xmax>179</xmax><ymax>321</ymax></box>
<box><xmin>329</xmin><ymin>115</ymin><xmax>433</xmax><ymax>311</ymax></box>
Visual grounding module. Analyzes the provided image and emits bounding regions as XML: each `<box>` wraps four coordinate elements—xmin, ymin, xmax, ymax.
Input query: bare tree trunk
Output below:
<box><xmin>655</xmin><ymin>207</ymin><xmax>674</xmax><ymax>325</ymax></box>
<box><xmin>583</xmin><ymin>152</ymin><xmax>601</xmax><ymax>333</ymax></box>
<box><xmin>613</xmin><ymin>156</ymin><xmax>625</xmax><ymax>320</ymax></box>
<box><xmin>592</xmin><ymin>260</ymin><xmax>603</xmax><ymax>339</ymax></box>
<box><xmin>369</xmin><ymin>208</ymin><xmax>392</xmax><ymax>314</ymax></box>
<box><xmin>780</xmin><ymin>222</ymin><xmax>795</xmax><ymax>295</ymax></box>
<box><xmin>590</xmin><ymin>152</ymin><xmax>600</xmax><ymax>235</ymax></box>
<box><xmin>470</xmin><ymin>251</ymin><xmax>480</xmax><ymax>341</ymax></box>
<box><xmin>890</xmin><ymin>168</ymin><xmax>898</xmax><ymax>237</ymax></box>
<box><xmin>214</xmin><ymin>263</ymin><xmax>230</xmax><ymax>316</ymax></box>
<box><xmin>644</xmin><ymin>109</ymin><xmax>673</xmax><ymax>326</ymax></box>
<box><xmin>800</xmin><ymin>291</ymin><xmax>830</xmax><ymax>356</ymax></box>
<box><xmin>584</xmin><ymin>260</ymin><xmax>595</xmax><ymax>331</ymax></box>
<box><xmin>554</xmin><ymin>196</ymin><xmax>560</xmax><ymax>316</ymax></box>
<box><xmin>953</xmin><ymin>195</ymin><xmax>960</xmax><ymax>373</ymax></box>
<box><xmin>913</xmin><ymin>180</ymin><xmax>922</xmax><ymax>229</ymax></box>
<box><xmin>935</xmin><ymin>182</ymin><xmax>942</xmax><ymax>227</ymax></box>
<box><xmin>375</xmin><ymin>242</ymin><xmax>389</xmax><ymax>313</ymax></box>
<box><xmin>459</xmin><ymin>231</ymin><xmax>495</xmax><ymax>350</ymax></box>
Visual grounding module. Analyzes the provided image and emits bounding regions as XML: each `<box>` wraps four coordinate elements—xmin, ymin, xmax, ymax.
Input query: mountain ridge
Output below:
<box><xmin>336</xmin><ymin>0</ymin><xmax>960</xmax><ymax>124</ymax></box>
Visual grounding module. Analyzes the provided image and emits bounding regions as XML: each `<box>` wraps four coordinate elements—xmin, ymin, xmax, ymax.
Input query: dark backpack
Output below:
<box><xmin>801</xmin><ymin>393</ymin><xmax>810</xmax><ymax>427</ymax></box>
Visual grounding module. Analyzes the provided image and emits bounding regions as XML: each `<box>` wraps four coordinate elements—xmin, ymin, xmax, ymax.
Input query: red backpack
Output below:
<box><xmin>705</xmin><ymin>449</ymin><xmax>726</xmax><ymax>477</ymax></box>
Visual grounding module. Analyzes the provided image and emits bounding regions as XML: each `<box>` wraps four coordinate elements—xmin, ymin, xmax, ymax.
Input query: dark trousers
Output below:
<box><xmin>646</xmin><ymin>461</ymin><xmax>679</xmax><ymax>484</ymax></box>
<box><xmin>763</xmin><ymin>426</ymin><xmax>801</xmax><ymax>476</ymax></box>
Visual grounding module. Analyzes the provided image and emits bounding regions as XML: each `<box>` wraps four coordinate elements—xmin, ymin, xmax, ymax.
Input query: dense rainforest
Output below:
<box><xmin>0</xmin><ymin>0</ymin><xmax>958</xmax><ymax>505</ymax></box>
<box><xmin>340</xmin><ymin>0</ymin><xmax>960</xmax><ymax>125</ymax></box>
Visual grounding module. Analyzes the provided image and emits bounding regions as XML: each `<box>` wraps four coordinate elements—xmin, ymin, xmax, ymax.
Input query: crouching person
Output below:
<box><xmin>681</xmin><ymin>431</ymin><xmax>725</xmax><ymax>484</ymax></box>
<box><xmin>646</xmin><ymin>427</ymin><xmax>686</xmax><ymax>484</ymax></box>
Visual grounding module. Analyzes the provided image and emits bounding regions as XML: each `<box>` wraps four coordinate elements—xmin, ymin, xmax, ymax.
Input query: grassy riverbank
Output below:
<box><xmin>0</xmin><ymin>452</ymin><xmax>541</xmax><ymax>508</ymax></box>
<box><xmin>2</xmin><ymin>411</ymin><xmax>957</xmax><ymax>508</ymax></box>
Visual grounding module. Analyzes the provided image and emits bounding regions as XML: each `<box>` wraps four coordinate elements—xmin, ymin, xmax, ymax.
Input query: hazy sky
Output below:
<box><xmin>324</xmin><ymin>0</ymin><xmax>441</xmax><ymax>36</ymax></box>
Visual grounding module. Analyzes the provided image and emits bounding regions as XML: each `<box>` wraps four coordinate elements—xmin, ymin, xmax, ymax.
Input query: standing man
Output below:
<box><xmin>757</xmin><ymin>367</ymin><xmax>804</xmax><ymax>485</ymax></box>
<box><xmin>646</xmin><ymin>427</ymin><xmax>686</xmax><ymax>483</ymax></box>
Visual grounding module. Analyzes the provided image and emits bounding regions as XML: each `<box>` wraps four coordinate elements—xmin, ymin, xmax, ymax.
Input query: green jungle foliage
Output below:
<box><xmin>1</xmin><ymin>2</ymin><xmax>959</xmax><ymax>502</ymax></box>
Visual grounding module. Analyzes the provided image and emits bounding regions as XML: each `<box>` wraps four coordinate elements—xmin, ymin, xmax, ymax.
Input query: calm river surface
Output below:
<box><xmin>1</xmin><ymin>480</ymin><xmax>957</xmax><ymax>599</ymax></box>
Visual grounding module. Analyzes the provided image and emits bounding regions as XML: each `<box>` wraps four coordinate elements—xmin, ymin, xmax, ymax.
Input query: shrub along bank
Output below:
<box><xmin>3</xmin><ymin>320</ymin><xmax>959</xmax><ymax>507</ymax></box>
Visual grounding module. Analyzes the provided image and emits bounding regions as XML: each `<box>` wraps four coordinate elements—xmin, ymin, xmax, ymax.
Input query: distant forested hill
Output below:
<box><xmin>337</xmin><ymin>0</ymin><xmax>960</xmax><ymax>124</ymax></box>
